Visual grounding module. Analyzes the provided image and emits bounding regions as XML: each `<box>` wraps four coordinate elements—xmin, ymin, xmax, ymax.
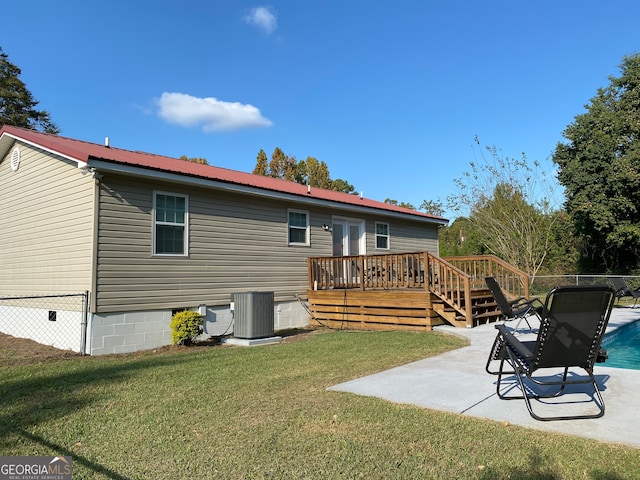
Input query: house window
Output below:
<box><xmin>154</xmin><ymin>192</ymin><xmax>188</xmax><ymax>255</ymax></box>
<box><xmin>288</xmin><ymin>209</ymin><xmax>309</xmax><ymax>245</ymax></box>
<box><xmin>375</xmin><ymin>222</ymin><xmax>390</xmax><ymax>250</ymax></box>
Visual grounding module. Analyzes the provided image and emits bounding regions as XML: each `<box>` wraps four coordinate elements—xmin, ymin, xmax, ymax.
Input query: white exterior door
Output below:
<box><xmin>331</xmin><ymin>219</ymin><xmax>365</xmax><ymax>257</ymax></box>
<box><xmin>331</xmin><ymin>218</ymin><xmax>365</xmax><ymax>284</ymax></box>
<box><xmin>332</xmin><ymin>219</ymin><xmax>364</xmax><ymax>256</ymax></box>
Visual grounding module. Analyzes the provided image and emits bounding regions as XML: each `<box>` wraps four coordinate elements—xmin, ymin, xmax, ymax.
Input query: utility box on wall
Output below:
<box><xmin>231</xmin><ymin>291</ymin><xmax>275</xmax><ymax>339</ymax></box>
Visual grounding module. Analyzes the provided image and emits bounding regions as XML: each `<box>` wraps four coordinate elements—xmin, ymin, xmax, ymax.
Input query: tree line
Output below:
<box><xmin>251</xmin><ymin>148</ymin><xmax>447</xmax><ymax>215</ymax></box>
<box><xmin>252</xmin><ymin>147</ymin><xmax>356</xmax><ymax>194</ymax></box>
<box><xmin>442</xmin><ymin>54</ymin><xmax>640</xmax><ymax>278</ymax></box>
<box><xmin>3</xmin><ymin>44</ymin><xmax>640</xmax><ymax>276</ymax></box>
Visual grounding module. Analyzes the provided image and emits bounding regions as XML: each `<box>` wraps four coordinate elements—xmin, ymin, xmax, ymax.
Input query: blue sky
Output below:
<box><xmin>3</xmin><ymin>1</ymin><xmax>640</xmax><ymax>220</ymax></box>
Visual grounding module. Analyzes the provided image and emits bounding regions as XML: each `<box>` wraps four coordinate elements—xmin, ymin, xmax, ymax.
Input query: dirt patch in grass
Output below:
<box><xmin>0</xmin><ymin>333</ymin><xmax>82</xmax><ymax>367</ymax></box>
<box><xmin>0</xmin><ymin>327</ymin><xmax>327</xmax><ymax>367</ymax></box>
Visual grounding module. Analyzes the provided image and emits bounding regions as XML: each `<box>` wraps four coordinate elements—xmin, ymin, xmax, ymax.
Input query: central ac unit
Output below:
<box><xmin>232</xmin><ymin>291</ymin><xmax>275</xmax><ymax>339</ymax></box>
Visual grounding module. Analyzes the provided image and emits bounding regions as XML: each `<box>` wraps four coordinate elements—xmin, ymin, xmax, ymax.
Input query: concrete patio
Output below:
<box><xmin>328</xmin><ymin>307</ymin><xmax>640</xmax><ymax>448</ymax></box>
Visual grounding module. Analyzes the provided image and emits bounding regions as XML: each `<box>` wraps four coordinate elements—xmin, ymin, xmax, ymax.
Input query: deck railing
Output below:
<box><xmin>308</xmin><ymin>252</ymin><xmax>429</xmax><ymax>291</ymax></box>
<box><xmin>308</xmin><ymin>252</ymin><xmax>529</xmax><ymax>328</ymax></box>
<box><xmin>442</xmin><ymin>255</ymin><xmax>530</xmax><ymax>299</ymax></box>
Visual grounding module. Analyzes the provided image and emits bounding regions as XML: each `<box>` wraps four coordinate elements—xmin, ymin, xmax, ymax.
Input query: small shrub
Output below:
<box><xmin>170</xmin><ymin>310</ymin><xmax>204</xmax><ymax>345</ymax></box>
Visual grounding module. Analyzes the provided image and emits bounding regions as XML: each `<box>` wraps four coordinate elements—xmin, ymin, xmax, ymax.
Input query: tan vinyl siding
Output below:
<box><xmin>95</xmin><ymin>174</ymin><xmax>440</xmax><ymax>313</ymax></box>
<box><xmin>0</xmin><ymin>142</ymin><xmax>94</xmax><ymax>295</ymax></box>
<box><xmin>96</xmin><ymin>175</ymin><xmax>331</xmax><ymax>312</ymax></box>
<box><xmin>368</xmin><ymin>218</ymin><xmax>438</xmax><ymax>253</ymax></box>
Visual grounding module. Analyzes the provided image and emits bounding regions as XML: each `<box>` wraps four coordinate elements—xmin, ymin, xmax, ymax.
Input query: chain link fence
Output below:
<box><xmin>532</xmin><ymin>275</ymin><xmax>640</xmax><ymax>297</ymax></box>
<box><xmin>0</xmin><ymin>292</ymin><xmax>89</xmax><ymax>354</ymax></box>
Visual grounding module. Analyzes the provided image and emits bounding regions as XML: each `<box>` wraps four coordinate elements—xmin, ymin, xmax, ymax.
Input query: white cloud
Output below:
<box><xmin>155</xmin><ymin>92</ymin><xmax>273</xmax><ymax>132</ymax></box>
<box><xmin>244</xmin><ymin>6</ymin><xmax>277</xmax><ymax>35</ymax></box>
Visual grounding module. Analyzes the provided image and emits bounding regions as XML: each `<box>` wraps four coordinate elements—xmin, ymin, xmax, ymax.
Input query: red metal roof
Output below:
<box><xmin>0</xmin><ymin>125</ymin><xmax>447</xmax><ymax>223</ymax></box>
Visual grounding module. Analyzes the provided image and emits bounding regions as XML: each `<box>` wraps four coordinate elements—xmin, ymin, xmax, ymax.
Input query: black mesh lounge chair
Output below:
<box><xmin>485</xmin><ymin>276</ymin><xmax>544</xmax><ymax>332</ymax></box>
<box><xmin>608</xmin><ymin>277</ymin><xmax>640</xmax><ymax>307</ymax></box>
<box><xmin>490</xmin><ymin>285</ymin><xmax>615</xmax><ymax>421</ymax></box>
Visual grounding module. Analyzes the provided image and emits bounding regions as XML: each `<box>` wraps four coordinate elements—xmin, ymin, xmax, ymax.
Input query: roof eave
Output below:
<box><xmin>87</xmin><ymin>158</ymin><xmax>448</xmax><ymax>225</ymax></box>
<box><xmin>0</xmin><ymin>129</ymin><xmax>89</xmax><ymax>168</ymax></box>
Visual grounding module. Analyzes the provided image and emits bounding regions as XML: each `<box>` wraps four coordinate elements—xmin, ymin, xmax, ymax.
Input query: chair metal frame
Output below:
<box><xmin>608</xmin><ymin>277</ymin><xmax>640</xmax><ymax>307</ymax></box>
<box><xmin>485</xmin><ymin>276</ymin><xmax>543</xmax><ymax>332</ymax></box>
<box><xmin>490</xmin><ymin>285</ymin><xmax>615</xmax><ymax>421</ymax></box>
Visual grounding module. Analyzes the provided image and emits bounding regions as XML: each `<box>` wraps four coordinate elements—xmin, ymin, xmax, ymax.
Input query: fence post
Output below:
<box><xmin>81</xmin><ymin>290</ymin><xmax>89</xmax><ymax>356</ymax></box>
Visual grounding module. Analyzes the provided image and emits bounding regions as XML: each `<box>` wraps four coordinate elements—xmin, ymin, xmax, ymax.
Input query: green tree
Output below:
<box><xmin>381</xmin><ymin>199</ymin><xmax>444</xmax><ymax>216</ymax></box>
<box><xmin>297</xmin><ymin>156</ymin><xmax>332</xmax><ymax>189</ymax></box>
<box><xmin>253</xmin><ymin>147</ymin><xmax>356</xmax><ymax>193</ymax></box>
<box><xmin>0</xmin><ymin>47</ymin><xmax>59</xmax><ymax>133</ymax></box>
<box><xmin>540</xmin><ymin>211</ymin><xmax>580</xmax><ymax>275</ymax></box>
<box><xmin>448</xmin><ymin>137</ymin><xmax>561</xmax><ymax>280</ymax></box>
<box><xmin>253</xmin><ymin>149</ymin><xmax>268</xmax><ymax>175</ymax></box>
<box><xmin>553</xmin><ymin>53</ymin><xmax>640</xmax><ymax>273</ymax></box>
<box><xmin>329</xmin><ymin>178</ymin><xmax>356</xmax><ymax>194</ymax></box>
<box><xmin>420</xmin><ymin>199</ymin><xmax>445</xmax><ymax>217</ymax></box>
<box><xmin>178</xmin><ymin>155</ymin><xmax>208</xmax><ymax>165</ymax></box>
<box><xmin>268</xmin><ymin>147</ymin><xmax>297</xmax><ymax>181</ymax></box>
<box><xmin>472</xmin><ymin>183</ymin><xmax>556</xmax><ymax>277</ymax></box>
<box><xmin>384</xmin><ymin>199</ymin><xmax>416</xmax><ymax>210</ymax></box>
<box><xmin>438</xmin><ymin>217</ymin><xmax>487</xmax><ymax>257</ymax></box>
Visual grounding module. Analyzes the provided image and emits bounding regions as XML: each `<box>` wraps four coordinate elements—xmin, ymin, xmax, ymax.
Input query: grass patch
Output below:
<box><xmin>1</xmin><ymin>328</ymin><xmax>639</xmax><ymax>479</ymax></box>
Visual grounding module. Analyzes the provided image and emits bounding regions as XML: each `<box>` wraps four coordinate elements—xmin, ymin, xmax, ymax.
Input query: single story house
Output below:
<box><xmin>0</xmin><ymin>125</ymin><xmax>447</xmax><ymax>354</ymax></box>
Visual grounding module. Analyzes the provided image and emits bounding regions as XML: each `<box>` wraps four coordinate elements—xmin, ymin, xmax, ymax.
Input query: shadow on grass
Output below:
<box><xmin>0</xmin><ymin>352</ymin><xmax>204</xmax><ymax>479</ymax></box>
<box><xmin>18</xmin><ymin>429</ymin><xmax>133</xmax><ymax>480</ymax></box>
<box><xmin>478</xmin><ymin>447</ymin><xmax>625</xmax><ymax>480</ymax></box>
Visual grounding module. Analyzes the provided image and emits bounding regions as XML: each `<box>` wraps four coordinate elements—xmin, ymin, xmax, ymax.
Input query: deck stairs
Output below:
<box><xmin>307</xmin><ymin>253</ymin><xmax>529</xmax><ymax>331</ymax></box>
<box><xmin>431</xmin><ymin>288</ymin><xmax>503</xmax><ymax>328</ymax></box>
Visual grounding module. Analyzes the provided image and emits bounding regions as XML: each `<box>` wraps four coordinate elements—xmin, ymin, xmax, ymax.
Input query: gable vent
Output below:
<box><xmin>10</xmin><ymin>147</ymin><xmax>20</xmax><ymax>172</ymax></box>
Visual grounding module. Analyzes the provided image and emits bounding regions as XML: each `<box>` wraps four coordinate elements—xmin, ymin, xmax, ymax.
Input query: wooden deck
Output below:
<box><xmin>307</xmin><ymin>253</ymin><xmax>530</xmax><ymax>331</ymax></box>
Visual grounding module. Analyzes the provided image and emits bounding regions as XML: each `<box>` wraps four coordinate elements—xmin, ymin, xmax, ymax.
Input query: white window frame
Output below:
<box><xmin>288</xmin><ymin>209</ymin><xmax>309</xmax><ymax>246</ymax></box>
<box><xmin>153</xmin><ymin>191</ymin><xmax>189</xmax><ymax>256</ymax></box>
<box><xmin>375</xmin><ymin>222</ymin><xmax>390</xmax><ymax>250</ymax></box>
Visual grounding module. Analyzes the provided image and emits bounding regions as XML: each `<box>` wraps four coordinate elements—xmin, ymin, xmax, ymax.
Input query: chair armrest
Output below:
<box><xmin>495</xmin><ymin>324</ymin><xmax>534</xmax><ymax>360</ymax></box>
<box><xmin>511</xmin><ymin>297</ymin><xmax>543</xmax><ymax>308</ymax></box>
<box><xmin>528</xmin><ymin>297</ymin><xmax>544</xmax><ymax>307</ymax></box>
<box><xmin>508</xmin><ymin>296</ymin><xmax>527</xmax><ymax>306</ymax></box>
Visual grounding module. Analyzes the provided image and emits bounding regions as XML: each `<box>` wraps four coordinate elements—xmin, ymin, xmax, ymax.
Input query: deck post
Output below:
<box><xmin>360</xmin><ymin>255</ymin><xmax>366</xmax><ymax>291</ymax></box>
<box><xmin>424</xmin><ymin>252</ymin><xmax>430</xmax><ymax>293</ymax></box>
<box><xmin>464</xmin><ymin>276</ymin><xmax>473</xmax><ymax>328</ymax></box>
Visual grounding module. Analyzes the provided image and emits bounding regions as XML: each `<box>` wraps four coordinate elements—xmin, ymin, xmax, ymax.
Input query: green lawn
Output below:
<box><xmin>1</xmin><ymin>329</ymin><xmax>639</xmax><ymax>479</ymax></box>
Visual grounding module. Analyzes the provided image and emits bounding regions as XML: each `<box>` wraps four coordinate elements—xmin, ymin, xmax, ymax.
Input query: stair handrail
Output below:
<box><xmin>425</xmin><ymin>252</ymin><xmax>473</xmax><ymax>328</ymax></box>
<box><xmin>442</xmin><ymin>254</ymin><xmax>530</xmax><ymax>299</ymax></box>
<box><xmin>308</xmin><ymin>252</ymin><xmax>529</xmax><ymax>329</ymax></box>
